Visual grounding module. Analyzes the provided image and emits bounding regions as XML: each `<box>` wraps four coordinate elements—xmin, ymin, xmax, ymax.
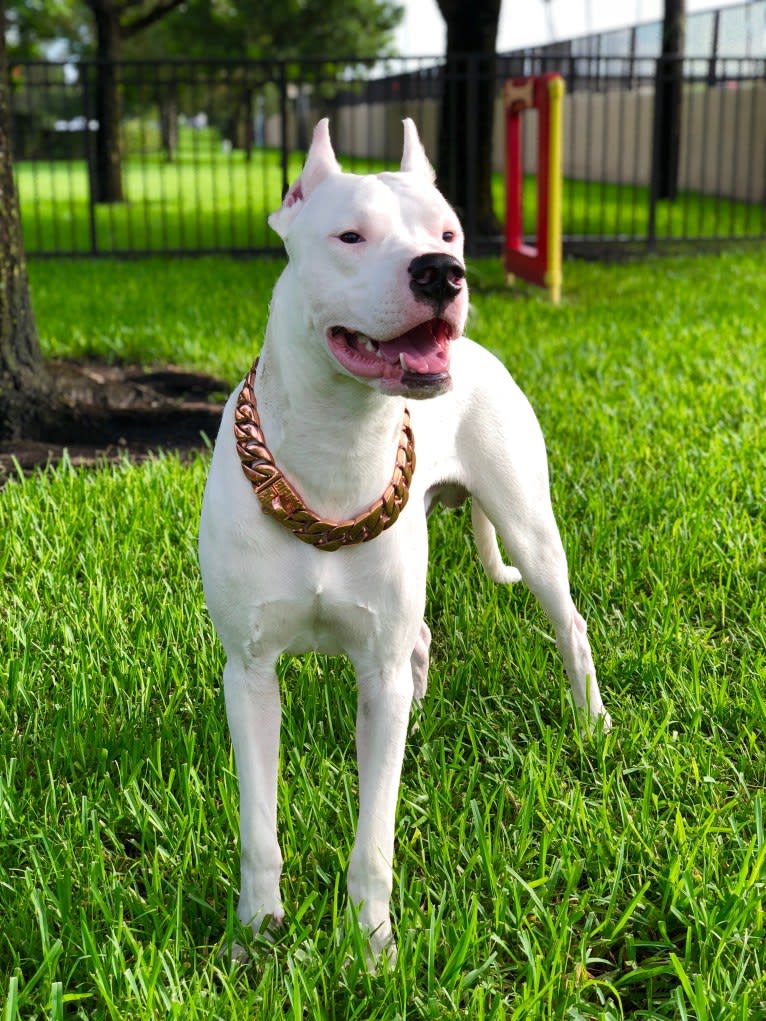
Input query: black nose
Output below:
<box><xmin>409</xmin><ymin>253</ymin><xmax>465</xmax><ymax>308</ymax></box>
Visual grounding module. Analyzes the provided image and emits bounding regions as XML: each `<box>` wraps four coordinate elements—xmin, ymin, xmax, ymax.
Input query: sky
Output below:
<box><xmin>394</xmin><ymin>0</ymin><xmax>750</xmax><ymax>57</ymax></box>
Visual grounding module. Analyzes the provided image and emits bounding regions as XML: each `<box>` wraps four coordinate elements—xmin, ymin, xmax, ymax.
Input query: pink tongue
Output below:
<box><xmin>379</xmin><ymin>323</ymin><xmax>448</xmax><ymax>374</ymax></box>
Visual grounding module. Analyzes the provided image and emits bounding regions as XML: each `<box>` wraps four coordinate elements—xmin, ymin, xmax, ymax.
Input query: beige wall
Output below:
<box><xmin>267</xmin><ymin>80</ymin><xmax>766</xmax><ymax>205</ymax></box>
<box><xmin>679</xmin><ymin>83</ymin><xmax>766</xmax><ymax>201</ymax></box>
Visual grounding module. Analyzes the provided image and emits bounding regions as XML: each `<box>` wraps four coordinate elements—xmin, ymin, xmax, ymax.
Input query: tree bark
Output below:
<box><xmin>89</xmin><ymin>0</ymin><xmax>125</xmax><ymax>203</ymax></box>
<box><xmin>656</xmin><ymin>0</ymin><xmax>685</xmax><ymax>200</ymax></box>
<box><xmin>436</xmin><ymin>0</ymin><xmax>502</xmax><ymax>242</ymax></box>
<box><xmin>0</xmin><ymin>0</ymin><xmax>47</xmax><ymax>440</ymax></box>
<box><xmin>160</xmin><ymin>91</ymin><xmax>178</xmax><ymax>162</ymax></box>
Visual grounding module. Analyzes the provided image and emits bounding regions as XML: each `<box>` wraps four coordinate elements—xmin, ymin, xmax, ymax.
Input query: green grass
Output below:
<box><xmin>498</xmin><ymin>175</ymin><xmax>766</xmax><ymax>244</ymax></box>
<box><xmin>15</xmin><ymin>130</ymin><xmax>765</xmax><ymax>254</ymax></box>
<box><xmin>15</xmin><ymin>145</ymin><xmax>307</xmax><ymax>254</ymax></box>
<box><xmin>2</xmin><ymin>250</ymin><xmax>766</xmax><ymax>1018</ymax></box>
<box><xmin>15</xmin><ymin>129</ymin><xmax>392</xmax><ymax>254</ymax></box>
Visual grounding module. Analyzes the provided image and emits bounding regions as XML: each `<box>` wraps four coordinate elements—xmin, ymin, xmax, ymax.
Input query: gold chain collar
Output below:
<box><xmin>234</xmin><ymin>359</ymin><xmax>416</xmax><ymax>552</ymax></box>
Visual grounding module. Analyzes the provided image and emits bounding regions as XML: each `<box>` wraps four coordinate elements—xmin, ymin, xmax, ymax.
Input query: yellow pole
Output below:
<box><xmin>545</xmin><ymin>76</ymin><xmax>565</xmax><ymax>304</ymax></box>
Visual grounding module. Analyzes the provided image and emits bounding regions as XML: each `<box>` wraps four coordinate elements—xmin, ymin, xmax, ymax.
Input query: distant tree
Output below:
<box><xmin>7</xmin><ymin>0</ymin><xmax>187</xmax><ymax>199</ymax></box>
<box><xmin>119</xmin><ymin>0</ymin><xmax>403</xmax><ymax>160</ymax></box>
<box><xmin>7</xmin><ymin>0</ymin><xmax>403</xmax><ymax>187</ymax></box>
<box><xmin>220</xmin><ymin>0</ymin><xmax>403</xmax><ymax>60</ymax></box>
<box><xmin>5</xmin><ymin>0</ymin><xmax>83</xmax><ymax>59</ymax></box>
<box><xmin>656</xmin><ymin>0</ymin><xmax>685</xmax><ymax>200</ymax></box>
<box><xmin>83</xmin><ymin>0</ymin><xmax>187</xmax><ymax>202</ymax></box>
<box><xmin>0</xmin><ymin>0</ymin><xmax>47</xmax><ymax>440</ymax></box>
<box><xmin>435</xmin><ymin>0</ymin><xmax>502</xmax><ymax>238</ymax></box>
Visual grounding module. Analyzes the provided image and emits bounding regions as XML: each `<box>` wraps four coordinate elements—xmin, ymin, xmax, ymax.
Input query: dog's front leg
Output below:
<box><xmin>347</xmin><ymin>661</ymin><xmax>413</xmax><ymax>963</ymax></box>
<box><xmin>223</xmin><ymin>657</ymin><xmax>284</xmax><ymax>938</ymax></box>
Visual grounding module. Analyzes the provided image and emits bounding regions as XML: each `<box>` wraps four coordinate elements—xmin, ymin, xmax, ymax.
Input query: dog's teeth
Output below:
<box><xmin>399</xmin><ymin>353</ymin><xmax>408</xmax><ymax>370</ymax></box>
<box><xmin>363</xmin><ymin>338</ymin><xmax>377</xmax><ymax>354</ymax></box>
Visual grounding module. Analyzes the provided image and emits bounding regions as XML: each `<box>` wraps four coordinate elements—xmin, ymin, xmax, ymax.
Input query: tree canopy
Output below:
<box><xmin>5</xmin><ymin>0</ymin><xmax>403</xmax><ymax>61</ymax></box>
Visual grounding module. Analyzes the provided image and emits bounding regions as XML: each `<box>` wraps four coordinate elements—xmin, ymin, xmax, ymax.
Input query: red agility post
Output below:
<box><xmin>504</xmin><ymin>73</ymin><xmax>564</xmax><ymax>304</ymax></box>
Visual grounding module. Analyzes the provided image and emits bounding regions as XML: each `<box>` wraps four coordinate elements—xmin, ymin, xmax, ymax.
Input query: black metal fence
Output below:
<box><xmin>9</xmin><ymin>52</ymin><xmax>766</xmax><ymax>258</ymax></box>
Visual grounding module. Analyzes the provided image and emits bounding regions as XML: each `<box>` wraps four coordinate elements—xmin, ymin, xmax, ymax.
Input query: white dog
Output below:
<box><xmin>198</xmin><ymin>119</ymin><xmax>610</xmax><ymax>962</ymax></box>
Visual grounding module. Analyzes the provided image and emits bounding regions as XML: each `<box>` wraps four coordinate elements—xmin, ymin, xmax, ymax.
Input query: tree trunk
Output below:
<box><xmin>656</xmin><ymin>0</ymin><xmax>685</xmax><ymax>200</ymax></box>
<box><xmin>239</xmin><ymin>88</ymin><xmax>254</xmax><ymax>163</ymax></box>
<box><xmin>90</xmin><ymin>0</ymin><xmax>125</xmax><ymax>203</ymax></box>
<box><xmin>436</xmin><ymin>0</ymin><xmax>502</xmax><ymax>243</ymax></box>
<box><xmin>0</xmin><ymin>0</ymin><xmax>47</xmax><ymax>441</ymax></box>
<box><xmin>160</xmin><ymin>91</ymin><xmax>178</xmax><ymax>162</ymax></box>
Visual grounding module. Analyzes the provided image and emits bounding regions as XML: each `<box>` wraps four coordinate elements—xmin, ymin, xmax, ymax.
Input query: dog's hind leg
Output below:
<box><xmin>470</xmin><ymin>479</ymin><xmax>610</xmax><ymax>730</ymax></box>
<box><xmin>223</xmin><ymin>656</ymin><xmax>284</xmax><ymax>940</ymax></box>
<box><xmin>410</xmin><ymin>620</ymin><xmax>431</xmax><ymax>702</ymax></box>
<box><xmin>463</xmin><ymin>369</ymin><xmax>611</xmax><ymax>731</ymax></box>
<box><xmin>347</xmin><ymin>660</ymin><xmax>414</xmax><ymax>964</ymax></box>
<box><xmin>489</xmin><ymin>499</ymin><xmax>611</xmax><ymax>731</ymax></box>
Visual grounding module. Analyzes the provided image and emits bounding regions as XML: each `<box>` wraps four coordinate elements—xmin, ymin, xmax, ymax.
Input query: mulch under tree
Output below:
<box><xmin>0</xmin><ymin>360</ymin><xmax>226</xmax><ymax>485</ymax></box>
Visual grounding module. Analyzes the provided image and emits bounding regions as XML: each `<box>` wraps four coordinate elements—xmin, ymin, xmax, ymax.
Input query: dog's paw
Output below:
<box><xmin>577</xmin><ymin>706</ymin><xmax>613</xmax><ymax>738</ymax></box>
<box><xmin>216</xmin><ymin>910</ymin><xmax>285</xmax><ymax>968</ymax></box>
<box><xmin>217</xmin><ymin>939</ymin><xmax>252</xmax><ymax>968</ymax></box>
<box><xmin>599</xmin><ymin>709</ymin><xmax>613</xmax><ymax>734</ymax></box>
<box><xmin>368</xmin><ymin>935</ymin><xmax>398</xmax><ymax>973</ymax></box>
<box><xmin>343</xmin><ymin>930</ymin><xmax>398</xmax><ymax>975</ymax></box>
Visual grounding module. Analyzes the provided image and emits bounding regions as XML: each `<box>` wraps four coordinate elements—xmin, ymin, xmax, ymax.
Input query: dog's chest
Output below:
<box><xmin>240</xmin><ymin>525</ymin><xmax>426</xmax><ymax>661</ymax></box>
<box><xmin>259</xmin><ymin>586</ymin><xmax>375</xmax><ymax>656</ymax></box>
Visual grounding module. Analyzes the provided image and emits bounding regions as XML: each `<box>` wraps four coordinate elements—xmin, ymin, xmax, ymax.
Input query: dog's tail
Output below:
<box><xmin>471</xmin><ymin>500</ymin><xmax>522</xmax><ymax>585</ymax></box>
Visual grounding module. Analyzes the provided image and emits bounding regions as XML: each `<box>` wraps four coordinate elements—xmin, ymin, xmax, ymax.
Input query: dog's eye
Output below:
<box><xmin>338</xmin><ymin>231</ymin><xmax>364</xmax><ymax>244</ymax></box>
<box><xmin>442</xmin><ymin>231</ymin><xmax>456</xmax><ymax>243</ymax></box>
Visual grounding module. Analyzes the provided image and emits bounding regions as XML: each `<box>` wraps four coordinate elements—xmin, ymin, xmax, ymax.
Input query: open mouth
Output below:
<box><xmin>327</xmin><ymin>318</ymin><xmax>453</xmax><ymax>394</ymax></box>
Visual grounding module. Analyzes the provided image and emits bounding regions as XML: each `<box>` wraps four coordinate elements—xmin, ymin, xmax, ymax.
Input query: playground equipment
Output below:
<box><xmin>503</xmin><ymin>73</ymin><xmax>565</xmax><ymax>304</ymax></box>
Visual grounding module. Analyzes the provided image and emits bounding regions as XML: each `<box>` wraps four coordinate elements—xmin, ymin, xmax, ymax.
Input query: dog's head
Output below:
<box><xmin>268</xmin><ymin>119</ymin><xmax>468</xmax><ymax>399</ymax></box>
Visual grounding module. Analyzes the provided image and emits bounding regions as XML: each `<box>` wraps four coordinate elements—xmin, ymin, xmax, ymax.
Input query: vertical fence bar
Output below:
<box><xmin>647</xmin><ymin>57</ymin><xmax>663</xmax><ymax>251</ymax></box>
<box><xmin>122</xmin><ymin>63</ymin><xmax>134</xmax><ymax>253</ymax></box>
<box><xmin>21</xmin><ymin>65</ymin><xmax>43</xmax><ymax>252</ymax></box>
<box><xmin>157</xmin><ymin>61</ymin><xmax>169</xmax><ymax>252</ymax></box>
<box><xmin>63</xmin><ymin>69</ymin><xmax>79</xmax><ymax>251</ymax></box>
<box><xmin>81</xmin><ymin>62</ymin><xmax>99</xmax><ymax>255</ymax></box>
<box><xmin>138</xmin><ymin>65</ymin><xmax>151</xmax><ymax>250</ymax></box>
<box><xmin>681</xmin><ymin>58</ymin><xmax>693</xmax><ymax>241</ymax></box>
<box><xmin>258</xmin><ymin>76</ymin><xmax>270</xmax><ymax>247</ymax></box>
<box><xmin>751</xmin><ymin>70</ymin><xmax>763</xmax><ymax>232</ymax></box>
<box><xmin>174</xmin><ymin>62</ymin><xmax>185</xmax><ymax>251</ymax></box>
<box><xmin>208</xmin><ymin>66</ymin><xmax>220</xmax><ymax>251</ymax></box>
<box><xmin>712</xmin><ymin>63</ymin><xmax>724</xmax><ymax>237</ymax></box>
<box><xmin>465</xmin><ymin>54</ymin><xmax>479</xmax><ymax>248</ymax></box>
<box><xmin>708</xmin><ymin>10</ymin><xmax>721</xmax><ymax>84</ymax></box>
<box><xmin>279</xmin><ymin>61</ymin><xmax>289</xmax><ymax>199</ymax></box>
<box><xmin>728</xmin><ymin>72</ymin><xmax>742</xmax><ymax>237</ymax></box>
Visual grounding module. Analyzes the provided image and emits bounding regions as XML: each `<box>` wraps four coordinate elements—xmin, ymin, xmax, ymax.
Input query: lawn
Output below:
<box><xmin>1</xmin><ymin>250</ymin><xmax>765</xmax><ymax>1019</ymax></box>
<box><xmin>15</xmin><ymin>134</ymin><xmax>765</xmax><ymax>255</ymax></box>
<box><xmin>15</xmin><ymin>142</ymin><xmax>308</xmax><ymax>254</ymax></box>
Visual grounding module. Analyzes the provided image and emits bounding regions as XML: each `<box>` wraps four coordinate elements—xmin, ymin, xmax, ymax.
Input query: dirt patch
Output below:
<box><xmin>0</xmin><ymin>360</ymin><xmax>228</xmax><ymax>484</ymax></box>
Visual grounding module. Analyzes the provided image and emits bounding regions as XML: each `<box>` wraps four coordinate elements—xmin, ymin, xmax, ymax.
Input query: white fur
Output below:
<box><xmin>198</xmin><ymin>119</ymin><xmax>610</xmax><ymax>963</ymax></box>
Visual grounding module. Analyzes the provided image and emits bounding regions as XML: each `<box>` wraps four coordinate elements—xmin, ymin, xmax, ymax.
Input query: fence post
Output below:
<box><xmin>647</xmin><ymin>57</ymin><xmax>665</xmax><ymax>252</ymax></box>
<box><xmin>464</xmin><ymin>54</ymin><xmax>479</xmax><ymax>251</ymax></box>
<box><xmin>708</xmin><ymin>10</ymin><xmax>720</xmax><ymax>86</ymax></box>
<box><xmin>81</xmin><ymin>62</ymin><xmax>98</xmax><ymax>254</ymax></box>
<box><xmin>279</xmin><ymin>61</ymin><xmax>289</xmax><ymax>198</ymax></box>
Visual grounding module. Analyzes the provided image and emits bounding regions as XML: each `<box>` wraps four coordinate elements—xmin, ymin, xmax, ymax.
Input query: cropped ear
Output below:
<box><xmin>268</xmin><ymin>119</ymin><xmax>342</xmax><ymax>239</ymax></box>
<box><xmin>400</xmin><ymin>118</ymin><xmax>435</xmax><ymax>183</ymax></box>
